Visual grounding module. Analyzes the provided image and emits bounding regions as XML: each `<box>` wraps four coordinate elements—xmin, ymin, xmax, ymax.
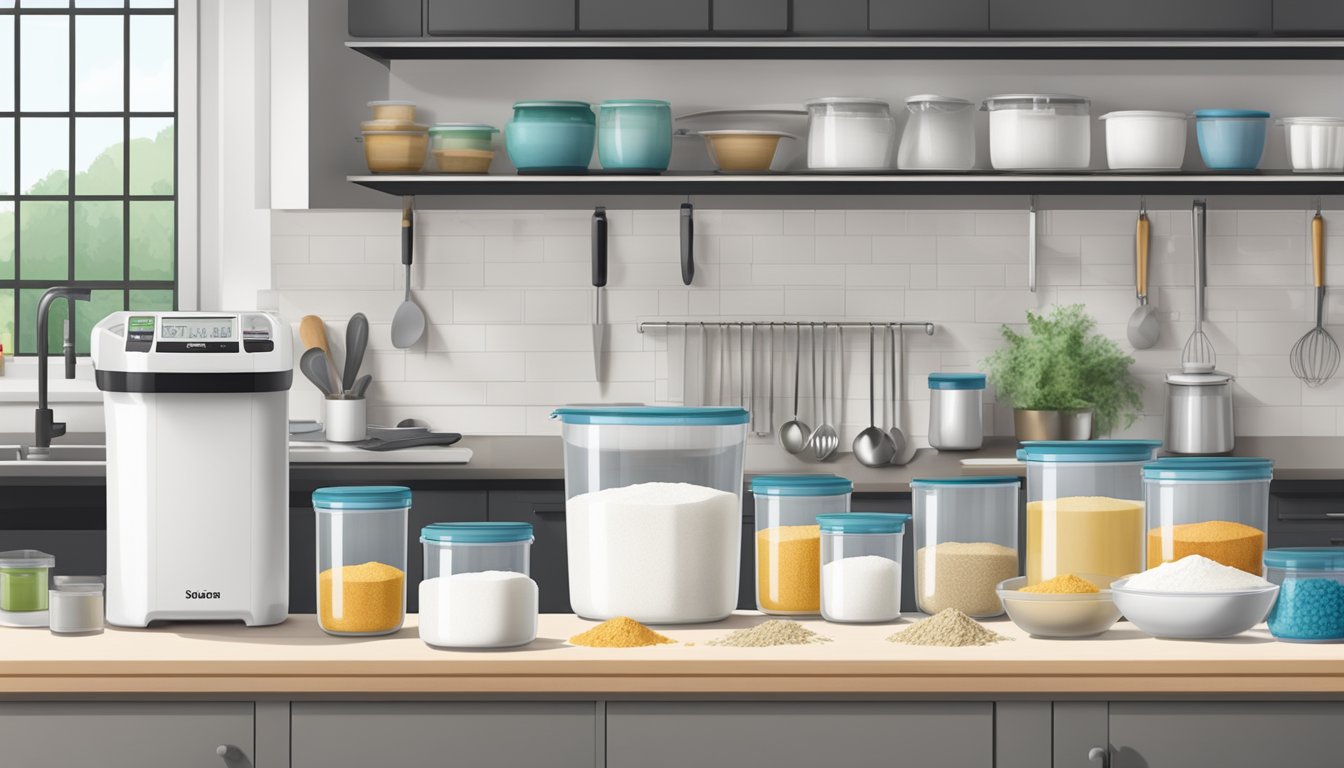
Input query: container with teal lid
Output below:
<box><xmin>313</xmin><ymin>486</ymin><xmax>410</xmax><ymax>637</ymax></box>
<box><xmin>817</xmin><ymin>513</ymin><xmax>910</xmax><ymax>623</ymax></box>
<box><xmin>929</xmin><ymin>372</ymin><xmax>987</xmax><ymax>451</ymax></box>
<box><xmin>505</xmin><ymin>100</ymin><xmax>595</xmax><ymax>173</ymax></box>
<box><xmin>751</xmin><ymin>474</ymin><xmax>853</xmax><ymax>616</ymax></box>
<box><xmin>1265</xmin><ymin>548</ymin><xmax>1344</xmax><ymax>642</ymax></box>
<box><xmin>597</xmin><ymin>99</ymin><xmax>673</xmax><ymax>172</ymax></box>
<box><xmin>1194</xmin><ymin>109</ymin><xmax>1270</xmax><ymax>170</ymax></box>
<box><xmin>911</xmin><ymin>476</ymin><xmax>1020</xmax><ymax>617</ymax></box>
<box><xmin>420</xmin><ymin>522</ymin><xmax>537</xmax><ymax>649</ymax></box>
<box><xmin>1143</xmin><ymin>457</ymin><xmax>1271</xmax><ymax>576</ymax></box>
<box><xmin>429</xmin><ymin>123</ymin><xmax>499</xmax><ymax>152</ymax></box>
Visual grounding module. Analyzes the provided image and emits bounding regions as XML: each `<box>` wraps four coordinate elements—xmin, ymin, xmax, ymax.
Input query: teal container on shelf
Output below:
<box><xmin>505</xmin><ymin>101</ymin><xmax>595</xmax><ymax>173</ymax></box>
<box><xmin>597</xmin><ymin>99</ymin><xmax>673</xmax><ymax>172</ymax></box>
<box><xmin>1194</xmin><ymin>109</ymin><xmax>1270</xmax><ymax>170</ymax></box>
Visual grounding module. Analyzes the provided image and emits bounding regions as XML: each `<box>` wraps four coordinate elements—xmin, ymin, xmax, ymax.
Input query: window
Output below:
<box><xmin>0</xmin><ymin>0</ymin><xmax>176</xmax><ymax>356</ymax></box>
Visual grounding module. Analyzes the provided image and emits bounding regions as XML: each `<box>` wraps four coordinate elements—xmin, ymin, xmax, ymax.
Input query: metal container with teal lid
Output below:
<box><xmin>1265</xmin><ymin>548</ymin><xmax>1344</xmax><ymax>642</ymax></box>
<box><xmin>419</xmin><ymin>522</ymin><xmax>537</xmax><ymax>649</ymax></box>
<box><xmin>1019</xmin><ymin>440</ymin><xmax>1160</xmax><ymax>585</ymax></box>
<box><xmin>551</xmin><ymin>406</ymin><xmax>749</xmax><ymax>624</ymax></box>
<box><xmin>597</xmin><ymin>99</ymin><xmax>673</xmax><ymax>172</ymax></box>
<box><xmin>911</xmin><ymin>477</ymin><xmax>1020</xmax><ymax>617</ymax></box>
<box><xmin>0</xmin><ymin>549</ymin><xmax>55</xmax><ymax>627</ymax></box>
<box><xmin>751</xmin><ymin>474</ymin><xmax>852</xmax><ymax>615</ymax></box>
<box><xmin>928</xmin><ymin>372</ymin><xmax>986</xmax><ymax>451</ymax></box>
<box><xmin>505</xmin><ymin>100</ymin><xmax>595</xmax><ymax>173</ymax></box>
<box><xmin>1144</xmin><ymin>457</ymin><xmax>1271</xmax><ymax>576</ymax></box>
<box><xmin>818</xmin><ymin>513</ymin><xmax>910</xmax><ymax>623</ymax></box>
<box><xmin>313</xmin><ymin>486</ymin><xmax>410</xmax><ymax>637</ymax></box>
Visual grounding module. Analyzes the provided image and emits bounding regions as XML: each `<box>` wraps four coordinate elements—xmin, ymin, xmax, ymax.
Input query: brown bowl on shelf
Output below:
<box><xmin>433</xmin><ymin>148</ymin><xmax>495</xmax><ymax>174</ymax></box>
<box><xmin>699</xmin><ymin>130</ymin><xmax>795</xmax><ymax>172</ymax></box>
<box><xmin>362</xmin><ymin>129</ymin><xmax>428</xmax><ymax>173</ymax></box>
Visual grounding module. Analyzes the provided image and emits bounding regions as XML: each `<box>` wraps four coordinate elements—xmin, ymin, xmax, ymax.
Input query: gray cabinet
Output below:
<box><xmin>579</xmin><ymin>0</ymin><xmax>710</xmax><ymax>33</ymax></box>
<box><xmin>291</xmin><ymin>702</ymin><xmax>597</xmax><ymax>768</ymax></box>
<box><xmin>349</xmin><ymin>0</ymin><xmax>422</xmax><ymax>37</ymax></box>
<box><xmin>607</xmin><ymin>701</ymin><xmax>994</xmax><ymax>768</ymax></box>
<box><xmin>0</xmin><ymin>702</ymin><xmax>253</xmax><ymax>768</ymax></box>
<box><xmin>989</xmin><ymin>0</ymin><xmax>1272</xmax><ymax>34</ymax></box>
<box><xmin>427</xmin><ymin>0</ymin><xmax>577</xmax><ymax>35</ymax></box>
<box><xmin>713</xmin><ymin>0</ymin><xmax>789</xmax><ymax>33</ymax></box>
<box><xmin>1108</xmin><ymin>702</ymin><xmax>1344</xmax><ymax>768</ymax></box>
<box><xmin>793</xmin><ymin>0</ymin><xmax>869</xmax><ymax>35</ymax></box>
<box><xmin>871</xmin><ymin>0</ymin><xmax>989</xmax><ymax>34</ymax></box>
<box><xmin>488</xmin><ymin>490</ymin><xmax>572</xmax><ymax>613</ymax></box>
<box><xmin>1275</xmin><ymin>0</ymin><xmax>1344</xmax><ymax>33</ymax></box>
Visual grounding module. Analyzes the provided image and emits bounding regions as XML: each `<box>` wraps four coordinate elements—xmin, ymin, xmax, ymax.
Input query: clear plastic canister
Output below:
<box><xmin>911</xmin><ymin>477</ymin><xmax>1020</xmax><ymax>617</ymax></box>
<box><xmin>819</xmin><ymin>513</ymin><xmax>909</xmax><ymax>623</ymax></box>
<box><xmin>897</xmin><ymin>94</ymin><xmax>975</xmax><ymax>171</ymax></box>
<box><xmin>804</xmin><ymin>97</ymin><xmax>896</xmax><ymax>170</ymax></box>
<box><xmin>928</xmin><ymin>372</ymin><xmax>986</xmax><ymax>451</ymax></box>
<box><xmin>1143</xmin><ymin>457</ymin><xmax>1271</xmax><ymax>575</ymax></box>
<box><xmin>0</xmin><ymin>549</ymin><xmax>55</xmax><ymax>627</ymax></box>
<box><xmin>419</xmin><ymin>522</ymin><xmax>537</xmax><ymax>649</ymax></box>
<box><xmin>1020</xmin><ymin>441</ymin><xmax>1160</xmax><ymax>585</ymax></box>
<box><xmin>313</xmin><ymin>486</ymin><xmax>409</xmax><ymax>637</ymax></box>
<box><xmin>751</xmin><ymin>474</ymin><xmax>852</xmax><ymax>615</ymax></box>
<box><xmin>551</xmin><ymin>406</ymin><xmax>749</xmax><ymax>624</ymax></box>
<box><xmin>1265</xmin><ymin>548</ymin><xmax>1344</xmax><ymax>643</ymax></box>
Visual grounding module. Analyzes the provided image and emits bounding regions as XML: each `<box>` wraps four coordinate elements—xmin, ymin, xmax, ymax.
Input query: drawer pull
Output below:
<box><xmin>216</xmin><ymin>745</ymin><xmax>243</xmax><ymax>761</ymax></box>
<box><xmin>1326</xmin><ymin>512</ymin><xmax>1344</xmax><ymax>518</ymax></box>
<box><xmin>1088</xmin><ymin>747</ymin><xmax>1108</xmax><ymax>767</ymax></box>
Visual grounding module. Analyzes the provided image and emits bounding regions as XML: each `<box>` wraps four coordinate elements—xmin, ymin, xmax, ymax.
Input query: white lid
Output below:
<box><xmin>981</xmin><ymin>94</ymin><xmax>1090</xmax><ymax>111</ymax></box>
<box><xmin>698</xmin><ymin>129</ymin><xmax>797</xmax><ymax>139</ymax></box>
<box><xmin>805</xmin><ymin>96</ymin><xmax>890</xmax><ymax>108</ymax></box>
<box><xmin>53</xmin><ymin>575</ymin><xmax>104</xmax><ymax>594</ymax></box>
<box><xmin>368</xmin><ymin>100</ymin><xmax>415</xmax><ymax>107</ymax></box>
<box><xmin>1278</xmin><ymin>116</ymin><xmax>1344</xmax><ymax>125</ymax></box>
<box><xmin>1100</xmin><ymin>110</ymin><xmax>1190</xmax><ymax>120</ymax></box>
<box><xmin>906</xmin><ymin>94</ymin><xmax>972</xmax><ymax>106</ymax></box>
<box><xmin>0</xmin><ymin>549</ymin><xmax>54</xmax><ymax>569</ymax></box>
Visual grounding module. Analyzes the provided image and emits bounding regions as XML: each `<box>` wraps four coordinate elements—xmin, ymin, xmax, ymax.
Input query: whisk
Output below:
<box><xmin>1181</xmin><ymin>200</ymin><xmax>1216</xmax><ymax>370</ymax></box>
<box><xmin>1290</xmin><ymin>204</ymin><xmax>1340</xmax><ymax>387</ymax></box>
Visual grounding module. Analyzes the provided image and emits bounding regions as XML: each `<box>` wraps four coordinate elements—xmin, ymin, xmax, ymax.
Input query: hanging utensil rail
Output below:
<box><xmin>638</xmin><ymin>320</ymin><xmax>936</xmax><ymax>335</ymax></box>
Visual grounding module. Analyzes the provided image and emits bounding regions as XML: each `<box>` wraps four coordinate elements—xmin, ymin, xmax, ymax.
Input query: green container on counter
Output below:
<box><xmin>0</xmin><ymin>550</ymin><xmax>55</xmax><ymax>613</ymax></box>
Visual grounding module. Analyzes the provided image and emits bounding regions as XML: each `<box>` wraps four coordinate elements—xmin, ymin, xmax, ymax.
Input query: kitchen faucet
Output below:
<box><xmin>32</xmin><ymin>286</ymin><xmax>91</xmax><ymax>457</ymax></box>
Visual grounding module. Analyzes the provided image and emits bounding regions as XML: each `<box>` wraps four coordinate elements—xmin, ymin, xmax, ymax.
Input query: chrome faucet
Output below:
<box><xmin>33</xmin><ymin>286</ymin><xmax>91</xmax><ymax>456</ymax></box>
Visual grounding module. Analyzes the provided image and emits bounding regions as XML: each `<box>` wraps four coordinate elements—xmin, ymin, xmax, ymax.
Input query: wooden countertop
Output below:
<box><xmin>3</xmin><ymin>613</ymin><xmax>1344</xmax><ymax>696</ymax></box>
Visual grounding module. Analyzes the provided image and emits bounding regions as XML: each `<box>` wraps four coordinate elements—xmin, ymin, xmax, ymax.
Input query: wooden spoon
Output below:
<box><xmin>299</xmin><ymin>315</ymin><xmax>340</xmax><ymax>395</ymax></box>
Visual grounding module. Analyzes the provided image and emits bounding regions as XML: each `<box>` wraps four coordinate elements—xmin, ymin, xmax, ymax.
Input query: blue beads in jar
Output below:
<box><xmin>1264</xmin><ymin>548</ymin><xmax>1344</xmax><ymax>643</ymax></box>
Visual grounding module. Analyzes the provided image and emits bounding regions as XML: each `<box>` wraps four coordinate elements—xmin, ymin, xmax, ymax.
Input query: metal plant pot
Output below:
<box><xmin>1014</xmin><ymin>409</ymin><xmax>1094</xmax><ymax>441</ymax></box>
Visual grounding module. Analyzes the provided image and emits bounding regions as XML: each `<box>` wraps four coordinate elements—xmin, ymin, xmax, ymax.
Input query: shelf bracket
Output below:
<box><xmin>1028</xmin><ymin>195</ymin><xmax>1039</xmax><ymax>293</ymax></box>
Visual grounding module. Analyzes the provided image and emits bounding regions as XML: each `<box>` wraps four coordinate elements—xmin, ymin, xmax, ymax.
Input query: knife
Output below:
<box><xmin>592</xmin><ymin>206</ymin><xmax>608</xmax><ymax>382</ymax></box>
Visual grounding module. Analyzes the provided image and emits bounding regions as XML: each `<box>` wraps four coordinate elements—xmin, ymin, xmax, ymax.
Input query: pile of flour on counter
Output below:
<box><xmin>1125</xmin><ymin>555</ymin><xmax>1272</xmax><ymax>592</ymax></box>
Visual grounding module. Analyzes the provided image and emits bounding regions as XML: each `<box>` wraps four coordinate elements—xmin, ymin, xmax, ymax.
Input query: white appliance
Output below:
<box><xmin>92</xmin><ymin>311</ymin><xmax>292</xmax><ymax>627</ymax></box>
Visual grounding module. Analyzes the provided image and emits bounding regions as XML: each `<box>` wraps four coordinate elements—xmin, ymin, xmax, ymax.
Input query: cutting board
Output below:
<box><xmin>288</xmin><ymin>441</ymin><xmax>473</xmax><ymax>464</ymax></box>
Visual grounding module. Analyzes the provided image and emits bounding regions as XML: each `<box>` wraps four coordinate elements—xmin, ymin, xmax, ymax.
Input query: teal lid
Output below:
<box><xmin>1143</xmin><ymin>457</ymin><xmax>1273</xmax><ymax>482</ymax></box>
<box><xmin>600</xmin><ymin>99</ymin><xmax>672</xmax><ymax>108</ymax></box>
<box><xmin>513</xmin><ymin>100</ymin><xmax>592</xmax><ymax>110</ymax></box>
<box><xmin>816</xmin><ymin>513</ymin><xmax>910</xmax><ymax>534</ymax></box>
<box><xmin>910</xmin><ymin>476</ymin><xmax>1020</xmax><ymax>487</ymax></box>
<box><xmin>551</xmin><ymin>406</ymin><xmax>749</xmax><ymax>426</ymax></box>
<box><xmin>1195</xmin><ymin>109</ymin><xmax>1270</xmax><ymax>119</ymax></box>
<box><xmin>429</xmin><ymin>123</ymin><xmax>499</xmax><ymax>134</ymax></box>
<box><xmin>1016</xmin><ymin>440</ymin><xmax>1162</xmax><ymax>464</ymax></box>
<box><xmin>313</xmin><ymin>486</ymin><xmax>412</xmax><ymax>511</ymax></box>
<box><xmin>929</xmin><ymin>372</ymin><xmax>987</xmax><ymax>391</ymax></box>
<box><xmin>1264</xmin><ymin>548</ymin><xmax>1344</xmax><ymax>571</ymax></box>
<box><xmin>421</xmin><ymin>522</ymin><xmax>533</xmax><ymax>544</ymax></box>
<box><xmin>752</xmin><ymin>474</ymin><xmax>853</xmax><ymax>497</ymax></box>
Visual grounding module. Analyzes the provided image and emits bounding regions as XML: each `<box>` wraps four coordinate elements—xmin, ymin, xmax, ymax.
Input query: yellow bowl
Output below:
<box><xmin>433</xmin><ymin>148</ymin><xmax>494</xmax><ymax>174</ymax></box>
<box><xmin>700</xmin><ymin>130</ymin><xmax>794</xmax><ymax>172</ymax></box>
<box><xmin>363</xmin><ymin>130</ymin><xmax>427</xmax><ymax>173</ymax></box>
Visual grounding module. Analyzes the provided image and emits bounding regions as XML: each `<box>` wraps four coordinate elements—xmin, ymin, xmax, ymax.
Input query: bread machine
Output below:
<box><xmin>92</xmin><ymin>311</ymin><xmax>292</xmax><ymax>627</ymax></box>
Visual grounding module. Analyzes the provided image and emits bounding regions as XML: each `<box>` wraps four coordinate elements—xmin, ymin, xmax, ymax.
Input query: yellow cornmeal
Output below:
<box><xmin>756</xmin><ymin>525</ymin><xmax>821</xmax><ymax>613</ymax></box>
<box><xmin>1026</xmin><ymin>496</ymin><xmax>1144</xmax><ymax>585</ymax></box>
<box><xmin>569</xmin><ymin>617</ymin><xmax>674</xmax><ymax>648</ymax></box>
<box><xmin>1147</xmin><ymin>520</ymin><xmax>1264</xmax><ymax>576</ymax></box>
<box><xmin>1020</xmin><ymin>573</ymin><xmax>1100</xmax><ymax>594</ymax></box>
<box><xmin>318</xmin><ymin>561</ymin><xmax>404</xmax><ymax>635</ymax></box>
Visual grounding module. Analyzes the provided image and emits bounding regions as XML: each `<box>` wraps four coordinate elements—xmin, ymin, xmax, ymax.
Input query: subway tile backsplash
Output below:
<box><xmin>271</xmin><ymin>208</ymin><xmax>1344</xmax><ymax>442</ymax></box>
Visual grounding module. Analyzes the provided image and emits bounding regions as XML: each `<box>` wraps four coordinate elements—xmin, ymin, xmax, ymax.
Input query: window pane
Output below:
<box><xmin>18</xmin><ymin>287</ymin><xmax>68</xmax><ymax>355</ymax></box>
<box><xmin>20</xmin><ymin>117</ymin><xmax>69</xmax><ymax>195</ymax></box>
<box><xmin>77</xmin><ymin>1</ymin><xmax>125</xmax><ymax>7</ymax></box>
<box><xmin>75</xmin><ymin>117</ymin><xmax>122</xmax><ymax>194</ymax></box>
<box><xmin>75</xmin><ymin>15</ymin><xmax>124</xmax><ymax>112</ymax></box>
<box><xmin>130</xmin><ymin>0</ymin><xmax>173</xmax><ymax>7</ymax></box>
<box><xmin>0</xmin><ymin>290</ymin><xmax>12</xmax><ymax>357</ymax></box>
<box><xmin>129</xmin><ymin>15</ymin><xmax>172</xmax><ymax>112</ymax></box>
<box><xmin>0</xmin><ymin>118</ymin><xmax>12</xmax><ymax>195</ymax></box>
<box><xmin>75</xmin><ymin>289</ymin><xmax>121</xmax><ymax>354</ymax></box>
<box><xmin>18</xmin><ymin>200</ymin><xmax>69</xmax><ymax>280</ymax></box>
<box><xmin>22</xmin><ymin>1</ymin><xmax>71</xmax><ymax>8</ymax></box>
<box><xmin>75</xmin><ymin>200</ymin><xmax>121</xmax><ymax>279</ymax></box>
<box><xmin>129</xmin><ymin>117</ymin><xmax>171</xmax><ymax>194</ymax></box>
<box><xmin>129</xmin><ymin>288</ymin><xmax>171</xmax><ymax>311</ymax></box>
<box><xmin>128</xmin><ymin>200</ymin><xmax>170</xmax><ymax>279</ymax></box>
<box><xmin>0</xmin><ymin>17</ymin><xmax>13</xmax><ymax>111</ymax></box>
<box><xmin>20</xmin><ymin>16</ymin><xmax>69</xmax><ymax>112</ymax></box>
<box><xmin>0</xmin><ymin>201</ymin><xmax>12</xmax><ymax>279</ymax></box>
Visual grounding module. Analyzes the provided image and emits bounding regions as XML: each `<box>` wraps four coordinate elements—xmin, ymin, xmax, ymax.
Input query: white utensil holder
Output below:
<box><xmin>324</xmin><ymin>397</ymin><xmax>367</xmax><ymax>443</ymax></box>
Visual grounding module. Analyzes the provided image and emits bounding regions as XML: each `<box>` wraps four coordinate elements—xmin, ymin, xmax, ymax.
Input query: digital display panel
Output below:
<box><xmin>159</xmin><ymin>317</ymin><xmax>235</xmax><ymax>340</ymax></box>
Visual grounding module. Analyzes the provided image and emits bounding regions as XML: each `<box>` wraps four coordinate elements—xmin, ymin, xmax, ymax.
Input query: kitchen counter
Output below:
<box><xmin>2</xmin><ymin>612</ymin><xmax>1342</xmax><ymax>696</ymax></box>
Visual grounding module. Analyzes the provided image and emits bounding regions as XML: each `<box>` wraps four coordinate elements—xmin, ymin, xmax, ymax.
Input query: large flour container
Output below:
<box><xmin>551</xmin><ymin>407</ymin><xmax>749</xmax><ymax>624</ymax></box>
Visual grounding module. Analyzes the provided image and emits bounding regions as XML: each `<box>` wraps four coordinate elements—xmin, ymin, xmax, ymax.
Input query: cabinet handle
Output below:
<box><xmin>532</xmin><ymin>502</ymin><xmax>566</xmax><ymax>516</ymax></box>
<box><xmin>1330</xmin><ymin>539</ymin><xmax>1344</xmax><ymax>546</ymax></box>
<box><xmin>1325</xmin><ymin>512</ymin><xmax>1344</xmax><ymax>518</ymax></box>
<box><xmin>216</xmin><ymin>745</ymin><xmax>243</xmax><ymax>761</ymax></box>
<box><xmin>1088</xmin><ymin>747</ymin><xmax>1108</xmax><ymax>767</ymax></box>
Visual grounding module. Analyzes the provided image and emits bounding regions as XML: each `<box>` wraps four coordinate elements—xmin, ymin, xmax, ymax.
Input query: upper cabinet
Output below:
<box><xmin>1274</xmin><ymin>0</ymin><xmax>1344</xmax><ymax>33</ymax></box>
<box><xmin>578</xmin><ymin>0</ymin><xmax>710</xmax><ymax>34</ymax></box>
<box><xmin>793</xmin><ymin>0</ymin><xmax>868</xmax><ymax>35</ymax></box>
<box><xmin>713</xmin><ymin>0</ymin><xmax>790</xmax><ymax>34</ymax></box>
<box><xmin>427</xmin><ymin>0</ymin><xmax>576</xmax><ymax>34</ymax></box>
<box><xmin>870</xmin><ymin>0</ymin><xmax>989</xmax><ymax>34</ymax></box>
<box><xmin>988</xmin><ymin>0</ymin><xmax>1273</xmax><ymax>35</ymax></box>
<box><xmin>349</xmin><ymin>0</ymin><xmax>422</xmax><ymax>37</ymax></box>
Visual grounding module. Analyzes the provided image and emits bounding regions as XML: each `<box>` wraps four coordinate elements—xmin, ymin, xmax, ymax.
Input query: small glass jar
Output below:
<box><xmin>420</xmin><ymin>522</ymin><xmax>538</xmax><ymax>649</ymax></box>
<box><xmin>1265</xmin><ymin>548</ymin><xmax>1344</xmax><ymax>643</ymax></box>
<box><xmin>911</xmin><ymin>477</ymin><xmax>1020</xmax><ymax>617</ymax></box>
<box><xmin>0</xmin><ymin>549</ymin><xmax>55</xmax><ymax>627</ymax></box>
<box><xmin>897</xmin><ymin>94</ymin><xmax>976</xmax><ymax>171</ymax></box>
<box><xmin>49</xmin><ymin>576</ymin><xmax>104</xmax><ymax>635</ymax></box>
<box><xmin>313</xmin><ymin>486</ymin><xmax>410</xmax><ymax>637</ymax></box>
<box><xmin>1144</xmin><ymin>458</ymin><xmax>1271</xmax><ymax>575</ymax></box>
<box><xmin>928</xmin><ymin>373</ymin><xmax>986</xmax><ymax>451</ymax></box>
<box><xmin>597</xmin><ymin>99</ymin><xmax>673</xmax><ymax>172</ymax></box>
<box><xmin>752</xmin><ymin>474</ymin><xmax>852</xmax><ymax>615</ymax></box>
<box><xmin>804</xmin><ymin>97</ymin><xmax>896</xmax><ymax>170</ymax></box>
<box><xmin>818</xmin><ymin>513</ymin><xmax>910</xmax><ymax>623</ymax></box>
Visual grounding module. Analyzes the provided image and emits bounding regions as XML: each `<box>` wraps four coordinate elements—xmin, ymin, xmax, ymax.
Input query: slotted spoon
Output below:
<box><xmin>1290</xmin><ymin>206</ymin><xmax>1340</xmax><ymax>387</ymax></box>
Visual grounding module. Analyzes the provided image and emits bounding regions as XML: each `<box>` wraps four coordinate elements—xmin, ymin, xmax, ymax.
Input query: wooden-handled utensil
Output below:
<box><xmin>1291</xmin><ymin>202</ymin><xmax>1340</xmax><ymax>387</ymax></box>
<box><xmin>299</xmin><ymin>315</ymin><xmax>339</xmax><ymax>395</ymax></box>
<box><xmin>1127</xmin><ymin>200</ymin><xmax>1159</xmax><ymax>349</ymax></box>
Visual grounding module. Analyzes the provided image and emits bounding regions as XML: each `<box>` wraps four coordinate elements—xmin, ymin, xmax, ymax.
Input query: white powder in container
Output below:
<box><xmin>567</xmin><ymin>482</ymin><xmax>740</xmax><ymax>624</ymax></box>
<box><xmin>419</xmin><ymin>571</ymin><xmax>538</xmax><ymax>648</ymax></box>
<box><xmin>821</xmin><ymin>555</ymin><xmax>901</xmax><ymax>623</ymax></box>
<box><xmin>808</xmin><ymin>115</ymin><xmax>896</xmax><ymax>169</ymax></box>
<box><xmin>49</xmin><ymin>577</ymin><xmax>104</xmax><ymax>635</ymax></box>
<box><xmin>989</xmin><ymin>111</ymin><xmax>1090</xmax><ymax>170</ymax></box>
<box><xmin>1123</xmin><ymin>554</ymin><xmax>1272</xmax><ymax>593</ymax></box>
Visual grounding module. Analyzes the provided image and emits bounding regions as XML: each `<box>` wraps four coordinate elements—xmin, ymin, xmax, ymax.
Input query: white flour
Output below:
<box><xmin>567</xmin><ymin>482</ymin><xmax>740</xmax><ymax>624</ymax></box>
<box><xmin>821</xmin><ymin>555</ymin><xmax>901</xmax><ymax>623</ymax></box>
<box><xmin>808</xmin><ymin>115</ymin><xmax>895</xmax><ymax>169</ymax></box>
<box><xmin>1124</xmin><ymin>555</ymin><xmax>1272</xmax><ymax>593</ymax></box>
<box><xmin>419</xmin><ymin>571</ymin><xmax>538</xmax><ymax>648</ymax></box>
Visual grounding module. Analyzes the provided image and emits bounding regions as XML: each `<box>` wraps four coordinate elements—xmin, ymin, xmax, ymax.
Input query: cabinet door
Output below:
<box><xmin>714</xmin><ymin>0</ymin><xmax>789</xmax><ymax>33</ymax></box>
<box><xmin>0</xmin><ymin>702</ymin><xmax>253</xmax><ymax>768</ymax></box>
<box><xmin>989</xmin><ymin>0</ymin><xmax>1271</xmax><ymax>34</ymax></box>
<box><xmin>793</xmin><ymin>0</ymin><xmax>868</xmax><ymax>34</ymax></box>
<box><xmin>871</xmin><ymin>0</ymin><xmax>989</xmax><ymax>33</ymax></box>
<box><xmin>607</xmin><ymin>702</ymin><xmax>993</xmax><ymax>768</ymax></box>
<box><xmin>579</xmin><ymin>0</ymin><xmax>710</xmax><ymax>33</ymax></box>
<box><xmin>1275</xmin><ymin>0</ymin><xmax>1344</xmax><ymax>33</ymax></box>
<box><xmin>1108</xmin><ymin>702</ymin><xmax>1344</xmax><ymax>768</ymax></box>
<box><xmin>349</xmin><ymin>0</ymin><xmax>423</xmax><ymax>37</ymax></box>
<box><xmin>292</xmin><ymin>702</ymin><xmax>596</xmax><ymax>768</ymax></box>
<box><xmin>427</xmin><ymin>0</ymin><xmax>576</xmax><ymax>34</ymax></box>
<box><xmin>488</xmin><ymin>490</ymin><xmax>572</xmax><ymax>613</ymax></box>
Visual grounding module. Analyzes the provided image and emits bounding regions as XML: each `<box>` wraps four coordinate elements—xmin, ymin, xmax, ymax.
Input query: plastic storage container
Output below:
<box><xmin>1279</xmin><ymin>116</ymin><xmax>1344</xmax><ymax>172</ymax></box>
<box><xmin>368</xmin><ymin>100</ymin><xmax>416</xmax><ymax>122</ymax></box>
<box><xmin>505</xmin><ymin>101</ymin><xmax>596</xmax><ymax>173</ymax></box>
<box><xmin>49</xmin><ymin>576</ymin><xmax>104</xmax><ymax>635</ymax></box>
<box><xmin>752</xmin><ymin>474</ymin><xmax>853</xmax><ymax>615</ymax></box>
<box><xmin>911</xmin><ymin>477</ymin><xmax>1020</xmax><ymax>617</ymax></box>
<box><xmin>897</xmin><ymin>95</ymin><xmax>975</xmax><ymax>171</ymax></box>
<box><xmin>1100</xmin><ymin>110</ymin><xmax>1190</xmax><ymax>171</ymax></box>
<box><xmin>1143</xmin><ymin>457</ymin><xmax>1271</xmax><ymax>575</ymax></box>
<box><xmin>0</xmin><ymin>549</ymin><xmax>54</xmax><ymax>627</ymax></box>
<box><xmin>1019</xmin><ymin>440</ymin><xmax>1161</xmax><ymax>586</ymax></box>
<box><xmin>819</xmin><ymin>513</ymin><xmax>910</xmax><ymax>623</ymax></box>
<box><xmin>1265</xmin><ymin>548</ymin><xmax>1344</xmax><ymax>642</ymax></box>
<box><xmin>1194</xmin><ymin>109</ymin><xmax>1270</xmax><ymax>170</ymax></box>
<box><xmin>551</xmin><ymin>406</ymin><xmax>749</xmax><ymax>624</ymax></box>
<box><xmin>804</xmin><ymin>97</ymin><xmax>897</xmax><ymax>170</ymax></box>
<box><xmin>360</xmin><ymin>121</ymin><xmax>429</xmax><ymax>173</ymax></box>
<box><xmin>981</xmin><ymin>94</ymin><xmax>1091</xmax><ymax>171</ymax></box>
<box><xmin>419</xmin><ymin>522</ymin><xmax>538</xmax><ymax>649</ymax></box>
<box><xmin>597</xmin><ymin>100</ymin><xmax>673</xmax><ymax>172</ymax></box>
<box><xmin>428</xmin><ymin>123</ymin><xmax>499</xmax><ymax>174</ymax></box>
<box><xmin>928</xmin><ymin>372</ymin><xmax>986</xmax><ymax>451</ymax></box>
<box><xmin>700</xmin><ymin>130</ymin><xmax>794</xmax><ymax>172</ymax></box>
<box><xmin>313</xmin><ymin>486</ymin><xmax>410</xmax><ymax>637</ymax></box>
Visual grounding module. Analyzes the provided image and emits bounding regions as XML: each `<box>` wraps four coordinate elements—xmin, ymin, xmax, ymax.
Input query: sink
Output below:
<box><xmin>22</xmin><ymin>444</ymin><xmax>106</xmax><ymax>462</ymax></box>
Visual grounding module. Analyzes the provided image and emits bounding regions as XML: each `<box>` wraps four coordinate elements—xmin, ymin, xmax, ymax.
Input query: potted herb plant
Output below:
<box><xmin>985</xmin><ymin>304</ymin><xmax>1143</xmax><ymax>441</ymax></box>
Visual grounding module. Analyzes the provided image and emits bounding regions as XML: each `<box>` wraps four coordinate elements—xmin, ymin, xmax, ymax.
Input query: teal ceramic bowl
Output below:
<box><xmin>597</xmin><ymin>99</ymin><xmax>672</xmax><ymax>172</ymax></box>
<box><xmin>505</xmin><ymin>101</ymin><xmax>595</xmax><ymax>173</ymax></box>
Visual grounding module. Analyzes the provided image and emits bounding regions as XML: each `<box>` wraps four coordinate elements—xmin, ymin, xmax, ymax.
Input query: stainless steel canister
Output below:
<box><xmin>928</xmin><ymin>373</ymin><xmax>986</xmax><ymax>451</ymax></box>
<box><xmin>1164</xmin><ymin>367</ymin><xmax>1235</xmax><ymax>455</ymax></box>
